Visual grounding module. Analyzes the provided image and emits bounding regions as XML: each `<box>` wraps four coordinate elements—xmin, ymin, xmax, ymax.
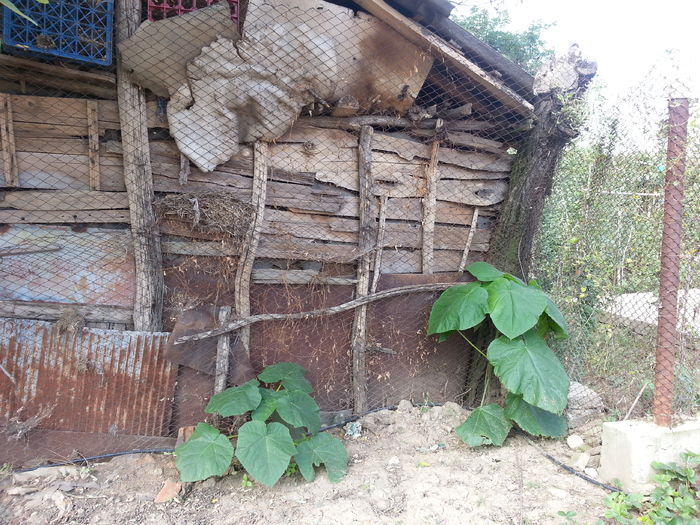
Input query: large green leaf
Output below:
<box><xmin>235</xmin><ymin>421</ymin><xmax>297</xmax><ymax>487</ymax></box>
<box><xmin>175</xmin><ymin>423</ymin><xmax>234</xmax><ymax>482</ymax></box>
<box><xmin>427</xmin><ymin>282</ymin><xmax>488</xmax><ymax>335</ymax></box>
<box><xmin>528</xmin><ymin>280</ymin><xmax>568</xmax><ymax>339</ymax></box>
<box><xmin>466</xmin><ymin>261</ymin><xmax>505</xmax><ymax>282</ymax></box>
<box><xmin>544</xmin><ymin>297</ymin><xmax>569</xmax><ymax>339</ymax></box>
<box><xmin>275</xmin><ymin>389</ymin><xmax>321</xmax><ymax>434</ymax></box>
<box><xmin>486</xmin><ymin>278</ymin><xmax>547</xmax><ymax>339</ymax></box>
<box><xmin>504</xmin><ymin>393</ymin><xmax>567</xmax><ymax>437</ymax></box>
<box><xmin>487</xmin><ymin>330</ymin><xmax>569</xmax><ymax>414</ymax></box>
<box><xmin>1</xmin><ymin>0</ymin><xmax>38</xmax><ymax>25</ymax></box>
<box><xmin>455</xmin><ymin>404</ymin><xmax>511</xmax><ymax>447</ymax></box>
<box><xmin>251</xmin><ymin>389</ymin><xmax>284</xmax><ymax>422</ymax></box>
<box><xmin>258</xmin><ymin>362</ymin><xmax>313</xmax><ymax>393</ymax></box>
<box><xmin>205</xmin><ymin>379</ymin><xmax>261</xmax><ymax>417</ymax></box>
<box><xmin>294</xmin><ymin>433</ymin><xmax>348</xmax><ymax>483</ymax></box>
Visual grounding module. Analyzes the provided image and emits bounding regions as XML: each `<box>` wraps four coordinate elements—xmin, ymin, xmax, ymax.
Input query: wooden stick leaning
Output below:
<box><xmin>175</xmin><ymin>282</ymin><xmax>456</xmax><ymax>344</ymax></box>
<box><xmin>232</xmin><ymin>141</ymin><xmax>269</xmax><ymax>360</ymax></box>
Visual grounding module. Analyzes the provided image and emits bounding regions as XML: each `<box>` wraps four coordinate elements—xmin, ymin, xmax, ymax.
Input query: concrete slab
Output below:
<box><xmin>599</xmin><ymin>417</ymin><xmax>700</xmax><ymax>492</ymax></box>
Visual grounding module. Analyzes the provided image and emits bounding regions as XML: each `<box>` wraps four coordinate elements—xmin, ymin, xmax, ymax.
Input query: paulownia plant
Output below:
<box><xmin>428</xmin><ymin>261</ymin><xmax>570</xmax><ymax>446</ymax></box>
<box><xmin>175</xmin><ymin>362</ymin><xmax>348</xmax><ymax>487</ymax></box>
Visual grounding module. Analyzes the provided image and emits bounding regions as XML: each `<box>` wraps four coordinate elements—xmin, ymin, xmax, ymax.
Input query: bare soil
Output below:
<box><xmin>1</xmin><ymin>402</ymin><xmax>608</xmax><ymax>525</ymax></box>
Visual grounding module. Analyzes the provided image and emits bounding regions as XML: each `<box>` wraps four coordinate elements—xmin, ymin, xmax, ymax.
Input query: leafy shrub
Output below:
<box><xmin>428</xmin><ymin>262</ymin><xmax>570</xmax><ymax>445</ymax></box>
<box><xmin>603</xmin><ymin>451</ymin><xmax>699</xmax><ymax>524</ymax></box>
<box><xmin>175</xmin><ymin>362</ymin><xmax>347</xmax><ymax>487</ymax></box>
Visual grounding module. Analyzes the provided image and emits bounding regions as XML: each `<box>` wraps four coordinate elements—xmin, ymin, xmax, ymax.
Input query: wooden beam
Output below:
<box><xmin>116</xmin><ymin>0</ymin><xmax>164</xmax><ymax>331</ymax></box>
<box><xmin>0</xmin><ymin>94</ymin><xmax>18</xmax><ymax>187</ymax></box>
<box><xmin>0</xmin><ymin>300</ymin><xmax>132</xmax><ymax>323</ymax></box>
<box><xmin>233</xmin><ymin>141</ymin><xmax>269</xmax><ymax>360</ymax></box>
<box><xmin>86</xmin><ymin>101</ymin><xmax>101</xmax><ymax>190</ymax></box>
<box><xmin>352</xmin><ymin>0</ymin><xmax>534</xmax><ymax>118</ymax></box>
<box><xmin>422</xmin><ymin>141</ymin><xmax>440</xmax><ymax>274</ymax></box>
<box><xmin>351</xmin><ymin>125</ymin><xmax>375</xmax><ymax>414</ymax></box>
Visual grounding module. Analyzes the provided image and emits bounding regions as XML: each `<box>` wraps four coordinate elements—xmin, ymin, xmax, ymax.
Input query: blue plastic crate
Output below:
<box><xmin>3</xmin><ymin>0</ymin><xmax>115</xmax><ymax>66</ymax></box>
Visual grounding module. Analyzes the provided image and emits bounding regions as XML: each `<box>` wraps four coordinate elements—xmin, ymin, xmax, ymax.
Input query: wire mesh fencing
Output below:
<box><xmin>533</xmin><ymin>73</ymin><xmax>699</xmax><ymax>427</ymax></box>
<box><xmin>0</xmin><ymin>0</ymin><xmax>695</xmax><ymax>473</ymax></box>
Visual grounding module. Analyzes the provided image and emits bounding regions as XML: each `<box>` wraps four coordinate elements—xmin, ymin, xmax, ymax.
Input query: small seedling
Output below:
<box><xmin>241</xmin><ymin>473</ymin><xmax>253</xmax><ymax>488</ymax></box>
<box><xmin>557</xmin><ymin>510</ymin><xmax>577</xmax><ymax>523</ymax></box>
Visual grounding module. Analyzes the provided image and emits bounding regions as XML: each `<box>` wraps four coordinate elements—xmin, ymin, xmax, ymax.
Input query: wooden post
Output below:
<box><xmin>351</xmin><ymin>125</ymin><xmax>375</xmax><ymax>414</ymax></box>
<box><xmin>233</xmin><ymin>141</ymin><xmax>269</xmax><ymax>360</ymax></box>
<box><xmin>115</xmin><ymin>0</ymin><xmax>164</xmax><ymax>331</ymax></box>
<box><xmin>86</xmin><ymin>100</ymin><xmax>101</xmax><ymax>191</ymax></box>
<box><xmin>0</xmin><ymin>94</ymin><xmax>18</xmax><ymax>187</ymax></box>
<box><xmin>214</xmin><ymin>306</ymin><xmax>232</xmax><ymax>394</ymax></box>
<box><xmin>421</xmin><ymin>141</ymin><xmax>440</xmax><ymax>274</ymax></box>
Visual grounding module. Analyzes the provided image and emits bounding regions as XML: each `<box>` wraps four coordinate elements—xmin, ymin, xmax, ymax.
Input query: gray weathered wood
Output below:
<box><xmin>234</xmin><ymin>142</ymin><xmax>269</xmax><ymax>360</ymax></box>
<box><xmin>214</xmin><ymin>306</ymin><xmax>232</xmax><ymax>394</ymax></box>
<box><xmin>459</xmin><ymin>207</ymin><xmax>480</xmax><ymax>272</ymax></box>
<box><xmin>0</xmin><ymin>300</ymin><xmax>132</xmax><ymax>323</ymax></box>
<box><xmin>0</xmin><ymin>94</ymin><xmax>18</xmax><ymax>187</ymax></box>
<box><xmin>116</xmin><ymin>0</ymin><xmax>164</xmax><ymax>331</ymax></box>
<box><xmin>1</xmin><ymin>190</ymin><xmax>128</xmax><ymax>210</ymax></box>
<box><xmin>352</xmin><ymin>125</ymin><xmax>375</xmax><ymax>414</ymax></box>
<box><xmin>370</xmin><ymin>195</ymin><xmax>388</xmax><ymax>294</ymax></box>
<box><xmin>422</xmin><ymin>141</ymin><xmax>440</xmax><ymax>274</ymax></box>
<box><xmin>86</xmin><ymin>100</ymin><xmax>101</xmax><ymax>190</ymax></box>
<box><xmin>0</xmin><ymin>210</ymin><xmax>131</xmax><ymax>224</ymax></box>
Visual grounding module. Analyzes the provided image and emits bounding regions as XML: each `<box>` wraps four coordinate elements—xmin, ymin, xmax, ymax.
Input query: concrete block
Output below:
<box><xmin>599</xmin><ymin>417</ymin><xmax>700</xmax><ymax>492</ymax></box>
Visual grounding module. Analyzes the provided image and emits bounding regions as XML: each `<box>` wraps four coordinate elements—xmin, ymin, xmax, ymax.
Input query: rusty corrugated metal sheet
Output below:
<box><xmin>0</xmin><ymin>318</ymin><xmax>176</xmax><ymax>436</ymax></box>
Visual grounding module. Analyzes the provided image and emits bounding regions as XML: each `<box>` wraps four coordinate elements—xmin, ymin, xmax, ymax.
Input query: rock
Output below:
<box><xmin>201</xmin><ymin>477</ymin><xmax>216</xmax><ymax>489</ymax></box>
<box><xmin>584</xmin><ymin>467</ymin><xmax>599</xmax><ymax>479</ymax></box>
<box><xmin>588</xmin><ymin>445</ymin><xmax>602</xmax><ymax>456</ymax></box>
<box><xmin>566</xmin><ymin>382</ymin><xmax>604</xmax><ymax>429</ymax></box>
<box><xmin>396</xmin><ymin>400</ymin><xmax>414</xmax><ymax>413</ymax></box>
<box><xmin>547</xmin><ymin>487</ymin><xmax>568</xmax><ymax>499</ymax></box>
<box><xmin>154</xmin><ymin>479</ymin><xmax>182</xmax><ymax>503</ymax></box>
<box><xmin>572</xmin><ymin>452</ymin><xmax>591</xmax><ymax>471</ymax></box>
<box><xmin>566</xmin><ymin>434</ymin><xmax>585</xmax><ymax>450</ymax></box>
<box><xmin>588</xmin><ymin>455</ymin><xmax>600</xmax><ymax>468</ymax></box>
<box><xmin>344</xmin><ymin>421</ymin><xmax>362</xmax><ymax>439</ymax></box>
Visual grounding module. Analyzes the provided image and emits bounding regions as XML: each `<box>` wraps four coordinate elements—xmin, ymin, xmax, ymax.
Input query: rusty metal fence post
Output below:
<box><xmin>653</xmin><ymin>97</ymin><xmax>690</xmax><ymax>427</ymax></box>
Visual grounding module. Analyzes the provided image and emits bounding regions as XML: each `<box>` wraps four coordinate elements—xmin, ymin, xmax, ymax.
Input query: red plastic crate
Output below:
<box><xmin>147</xmin><ymin>0</ymin><xmax>239</xmax><ymax>26</ymax></box>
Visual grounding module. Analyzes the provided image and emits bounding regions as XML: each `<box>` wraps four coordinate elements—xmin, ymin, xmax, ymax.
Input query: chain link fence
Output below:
<box><xmin>534</xmin><ymin>74</ymin><xmax>699</xmax><ymax>425</ymax></box>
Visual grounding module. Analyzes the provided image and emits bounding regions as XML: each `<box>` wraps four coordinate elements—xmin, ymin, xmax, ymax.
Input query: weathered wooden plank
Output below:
<box><xmin>379</xmin><ymin>248</ymin><xmax>478</xmax><ymax>274</ymax></box>
<box><xmin>372</xmin><ymin>133</ymin><xmax>512</xmax><ymax>171</ymax></box>
<box><xmin>0</xmin><ymin>301</ymin><xmax>132</xmax><ymax>323</ymax></box>
<box><xmin>351</xmin><ymin>0</ymin><xmax>534</xmax><ymax>117</ymax></box>
<box><xmin>0</xmin><ymin>210</ymin><xmax>131</xmax><ymax>223</ymax></box>
<box><xmin>1</xmin><ymin>190</ymin><xmax>128</xmax><ymax>210</ymax></box>
<box><xmin>0</xmin><ymin>224</ymin><xmax>135</xmax><ymax>306</ymax></box>
<box><xmin>459</xmin><ymin>208</ymin><xmax>479</xmax><ymax>272</ymax></box>
<box><xmin>86</xmin><ymin>101</ymin><xmax>101</xmax><ymax>190</ymax></box>
<box><xmin>0</xmin><ymin>94</ymin><xmax>18</xmax><ymax>187</ymax></box>
<box><xmin>422</xmin><ymin>141</ymin><xmax>440</xmax><ymax>274</ymax></box>
<box><xmin>251</xmin><ymin>269</ymin><xmax>356</xmax><ymax>285</ymax></box>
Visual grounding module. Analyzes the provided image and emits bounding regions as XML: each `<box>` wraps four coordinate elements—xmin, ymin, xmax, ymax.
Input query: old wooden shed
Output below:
<box><xmin>0</xmin><ymin>0</ymin><xmax>592</xmax><ymax>464</ymax></box>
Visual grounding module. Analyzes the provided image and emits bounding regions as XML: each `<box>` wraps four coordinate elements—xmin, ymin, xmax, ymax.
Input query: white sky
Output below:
<box><xmin>455</xmin><ymin>0</ymin><xmax>700</xmax><ymax>99</ymax></box>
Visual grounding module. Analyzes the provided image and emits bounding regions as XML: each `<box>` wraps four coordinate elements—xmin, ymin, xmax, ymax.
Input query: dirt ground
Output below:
<box><xmin>1</xmin><ymin>402</ymin><xmax>609</xmax><ymax>525</ymax></box>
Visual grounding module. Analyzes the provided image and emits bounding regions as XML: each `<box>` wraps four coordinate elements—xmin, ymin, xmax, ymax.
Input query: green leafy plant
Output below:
<box><xmin>1</xmin><ymin>0</ymin><xmax>49</xmax><ymax>26</ymax></box>
<box><xmin>602</xmin><ymin>451</ymin><xmax>699</xmax><ymax>524</ymax></box>
<box><xmin>175</xmin><ymin>362</ymin><xmax>348</xmax><ymax>487</ymax></box>
<box><xmin>428</xmin><ymin>261</ymin><xmax>570</xmax><ymax>445</ymax></box>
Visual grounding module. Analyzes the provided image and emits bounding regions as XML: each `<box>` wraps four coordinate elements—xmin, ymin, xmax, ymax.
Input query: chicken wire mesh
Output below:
<box><xmin>0</xmin><ymin>0</ymin><xmax>693</xmax><ymax>472</ymax></box>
